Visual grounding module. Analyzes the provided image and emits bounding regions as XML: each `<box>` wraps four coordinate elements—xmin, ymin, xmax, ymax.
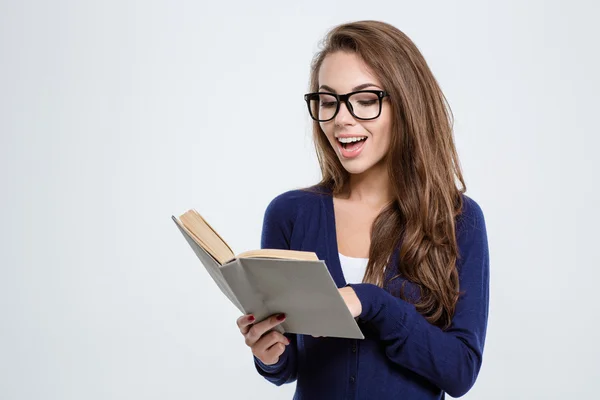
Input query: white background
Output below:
<box><xmin>1</xmin><ymin>1</ymin><xmax>599</xmax><ymax>399</ymax></box>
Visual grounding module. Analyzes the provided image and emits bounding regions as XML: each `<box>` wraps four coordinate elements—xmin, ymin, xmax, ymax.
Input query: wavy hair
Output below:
<box><xmin>307</xmin><ymin>21</ymin><xmax>466</xmax><ymax>329</ymax></box>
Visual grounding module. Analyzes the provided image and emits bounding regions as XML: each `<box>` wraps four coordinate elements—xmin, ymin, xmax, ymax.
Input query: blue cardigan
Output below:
<box><xmin>253</xmin><ymin>184</ymin><xmax>490</xmax><ymax>399</ymax></box>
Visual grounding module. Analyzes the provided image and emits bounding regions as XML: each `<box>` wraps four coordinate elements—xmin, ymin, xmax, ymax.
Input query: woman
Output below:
<box><xmin>236</xmin><ymin>20</ymin><xmax>489</xmax><ymax>399</ymax></box>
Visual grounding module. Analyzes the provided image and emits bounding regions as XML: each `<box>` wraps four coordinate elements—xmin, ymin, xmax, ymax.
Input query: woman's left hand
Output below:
<box><xmin>339</xmin><ymin>286</ymin><xmax>362</xmax><ymax>318</ymax></box>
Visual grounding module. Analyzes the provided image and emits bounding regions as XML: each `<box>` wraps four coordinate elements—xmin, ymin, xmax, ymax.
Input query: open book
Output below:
<box><xmin>172</xmin><ymin>209</ymin><xmax>364</xmax><ymax>339</ymax></box>
<box><xmin>175</xmin><ymin>209</ymin><xmax>319</xmax><ymax>264</ymax></box>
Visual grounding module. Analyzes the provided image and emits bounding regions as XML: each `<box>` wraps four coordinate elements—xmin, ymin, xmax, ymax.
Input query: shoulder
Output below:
<box><xmin>263</xmin><ymin>184</ymin><xmax>329</xmax><ymax>222</ymax></box>
<box><xmin>455</xmin><ymin>194</ymin><xmax>489</xmax><ymax>265</ymax></box>
<box><xmin>456</xmin><ymin>194</ymin><xmax>486</xmax><ymax>234</ymax></box>
<box><xmin>261</xmin><ymin>184</ymin><xmax>328</xmax><ymax>248</ymax></box>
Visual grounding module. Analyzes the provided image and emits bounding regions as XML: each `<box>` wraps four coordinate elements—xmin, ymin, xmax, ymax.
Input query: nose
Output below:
<box><xmin>334</xmin><ymin>100</ymin><xmax>355</xmax><ymax>126</ymax></box>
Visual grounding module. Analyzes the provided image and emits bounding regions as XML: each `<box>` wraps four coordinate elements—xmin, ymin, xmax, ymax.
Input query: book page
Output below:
<box><xmin>236</xmin><ymin>249</ymin><xmax>319</xmax><ymax>261</ymax></box>
<box><xmin>172</xmin><ymin>216</ymin><xmax>244</xmax><ymax>313</ymax></box>
<box><xmin>178</xmin><ymin>209</ymin><xmax>235</xmax><ymax>265</ymax></box>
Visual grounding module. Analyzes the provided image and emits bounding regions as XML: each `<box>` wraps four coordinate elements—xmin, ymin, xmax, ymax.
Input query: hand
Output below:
<box><xmin>339</xmin><ymin>286</ymin><xmax>362</xmax><ymax>318</ymax></box>
<box><xmin>237</xmin><ymin>313</ymin><xmax>290</xmax><ymax>366</ymax></box>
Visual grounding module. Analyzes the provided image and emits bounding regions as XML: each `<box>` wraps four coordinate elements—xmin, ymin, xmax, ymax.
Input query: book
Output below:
<box><xmin>172</xmin><ymin>209</ymin><xmax>364</xmax><ymax>340</ymax></box>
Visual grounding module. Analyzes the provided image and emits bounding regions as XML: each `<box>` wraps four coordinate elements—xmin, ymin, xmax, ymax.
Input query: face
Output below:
<box><xmin>317</xmin><ymin>51</ymin><xmax>392</xmax><ymax>175</ymax></box>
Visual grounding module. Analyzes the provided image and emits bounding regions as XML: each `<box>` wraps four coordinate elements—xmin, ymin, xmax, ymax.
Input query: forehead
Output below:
<box><xmin>318</xmin><ymin>51</ymin><xmax>381</xmax><ymax>92</ymax></box>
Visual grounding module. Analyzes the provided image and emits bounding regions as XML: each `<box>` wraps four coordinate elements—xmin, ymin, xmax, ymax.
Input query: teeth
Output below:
<box><xmin>337</xmin><ymin>137</ymin><xmax>367</xmax><ymax>143</ymax></box>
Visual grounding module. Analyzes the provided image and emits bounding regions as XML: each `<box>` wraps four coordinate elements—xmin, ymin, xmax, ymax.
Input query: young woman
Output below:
<box><xmin>236</xmin><ymin>20</ymin><xmax>489</xmax><ymax>399</ymax></box>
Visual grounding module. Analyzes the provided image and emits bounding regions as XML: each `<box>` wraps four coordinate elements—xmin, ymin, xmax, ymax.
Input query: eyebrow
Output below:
<box><xmin>318</xmin><ymin>83</ymin><xmax>381</xmax><ymax>93</ymax></box>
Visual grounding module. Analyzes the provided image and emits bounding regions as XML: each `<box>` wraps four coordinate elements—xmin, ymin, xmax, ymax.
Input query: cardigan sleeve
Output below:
<box><xmin>348</xmin><ymin>196</ymin><xmax>490</xmax><ymax>397</ymax></box>
<box><xmin>253</xmin><ymin>193</ymin><xmax>299</xmax><ymax>386</ymax></box>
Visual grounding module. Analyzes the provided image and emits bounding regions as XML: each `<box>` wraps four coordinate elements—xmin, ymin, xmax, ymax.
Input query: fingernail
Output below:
<box><xmin>287</xmin><ymin>338</ymin><xmax>291</xmax><ymax>344</ymax></box>
<box><xmin>248</xmin><ymin>315</ymin><xmax>255</xmax><ymax>322</ymax></box>
<box><xmin>276</xmin><ymin>313</ymin><xmax>286</xmax><ymax>321</ymax></box>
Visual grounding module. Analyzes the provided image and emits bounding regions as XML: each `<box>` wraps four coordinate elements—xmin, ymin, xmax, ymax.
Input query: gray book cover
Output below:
<box><xmin>173</xmin><ymin>216</ymin><xmax>364</xmax><ymax>339</ymax></box>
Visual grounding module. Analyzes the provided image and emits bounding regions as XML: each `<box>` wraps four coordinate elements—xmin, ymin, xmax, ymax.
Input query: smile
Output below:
<box><xmin>336</xmin><ymin>136</ymin><xmax>368</xmax><ymax>159</ymax></box>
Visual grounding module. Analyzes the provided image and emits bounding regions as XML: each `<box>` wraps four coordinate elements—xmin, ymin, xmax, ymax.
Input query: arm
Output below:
<box><xmin>348</xmin><ymin>198</ymin><xmax>490</xmax><ymax>397</ymax></box>
<box><xmin>253</xmin><ymin>194</ymin><xmax>299</xmax><ymax>385</ymax></box>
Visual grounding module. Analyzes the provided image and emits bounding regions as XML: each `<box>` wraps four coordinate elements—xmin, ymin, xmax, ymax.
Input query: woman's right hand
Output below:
<box><xmin>237</xmin><ymin>313</ymin><xmax>290</xmax><ymax>366</ymax></box>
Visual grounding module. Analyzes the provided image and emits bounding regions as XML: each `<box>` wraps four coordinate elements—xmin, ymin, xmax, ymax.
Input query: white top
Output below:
<box><xmin>338</xmin><ymin>252</ymin><xmax>369</xmax><ymax>284</ymax></box>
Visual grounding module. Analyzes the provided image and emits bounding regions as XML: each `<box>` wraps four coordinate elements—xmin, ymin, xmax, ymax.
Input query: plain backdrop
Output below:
<box><xmin>1</xmin><ymin>1</ymin><xmax>599</xmax><ymax>399</ymax></box>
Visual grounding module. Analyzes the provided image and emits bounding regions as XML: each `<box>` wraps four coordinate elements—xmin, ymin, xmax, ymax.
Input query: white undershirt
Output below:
<box><xmin>338</xmin><ymin>252</ymin><xmax>369</xmax><ymax>284</ymax></box>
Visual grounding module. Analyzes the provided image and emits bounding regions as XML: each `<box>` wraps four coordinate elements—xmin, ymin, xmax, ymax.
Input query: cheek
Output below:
<box><xmin>374</xmin><ymin>105</ymin><xmax>393</xmax><ymax>140</ymax></box>
<box><xmin>367</xmin><ymin>121</ymin><xmax>392</xmax><ymax>149</ymax></box>
<box><xmin>380</xmin><ymin>127</ymin><xmax>392</xmax><ymax>149</ymax></box>
<box><xmin>320</xmin><ymin>123</ymin><xmax>336</xmax><ymax>143</ymax></box>
<box><xmin>375</xmin><ymin>119</ymin><xmax>393</xmax><ymax>151</ymax></box>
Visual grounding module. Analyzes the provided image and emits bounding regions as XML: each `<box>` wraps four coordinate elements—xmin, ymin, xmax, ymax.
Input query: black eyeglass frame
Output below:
<box><xmin>303</xmin><ymin>90</ymin><xmax>390</xmax><ymax>122</ymax></box>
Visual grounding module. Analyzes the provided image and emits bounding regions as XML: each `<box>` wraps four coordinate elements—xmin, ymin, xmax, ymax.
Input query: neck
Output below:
<box><xmin>344</xmin><ymin>160</ymin><xmax>394</xmax><ymax>210</ymax></box>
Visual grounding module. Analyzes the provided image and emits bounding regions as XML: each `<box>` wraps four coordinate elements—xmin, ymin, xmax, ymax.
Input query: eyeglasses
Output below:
<box><xmin>304</xmin><ymin>90</ymin><xmax>389</xmax><ymax>122</ymax></box>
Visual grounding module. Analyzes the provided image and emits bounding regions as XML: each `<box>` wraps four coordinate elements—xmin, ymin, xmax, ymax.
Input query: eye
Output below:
<box><xmin>351</xmin><ymin>92</ymin><xmax>380</xmax><ymax>108</ymax></box>
<box><xmin>320</xmin><ymin>101</ymin><xmax>337</xmax><ymax>108</ymax></box>
<box><xmin>357</xmin><ymin>99</ymin><xmax>377</xmax><ymax>106</ymax></box>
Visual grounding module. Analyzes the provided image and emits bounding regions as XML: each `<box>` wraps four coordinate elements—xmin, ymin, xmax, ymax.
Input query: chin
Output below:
<box><xmin>339</xmin><ymin>159</ymin><xmax>373</xmax><ymax>175</ymax></box>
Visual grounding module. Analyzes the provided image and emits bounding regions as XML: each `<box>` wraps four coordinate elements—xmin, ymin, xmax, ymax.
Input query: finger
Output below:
<box><xmin>236</xmin><ymin>314</ymin><xmax>255</xmax><ymax>334</ymax></box>
<box><xmin>261</xmin><ymin>342</ymin><xmax>287</xmax><ymax>365</ymax></box>
<box><xmin>252</xmin><ymin>330</ymin><xmax>290</xmax><ymax>355</ymax></box>
<box><xmin>244</xmin><ymin>313</ymin><xmax>286</xmax><ymax>347</ymax></box>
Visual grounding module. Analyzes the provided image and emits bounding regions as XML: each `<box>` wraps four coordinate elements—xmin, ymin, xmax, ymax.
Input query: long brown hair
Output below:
<box><xmin>308</xmin><ymin>21</ymin><xmax>466</xmax><ymax>329</ymax></box>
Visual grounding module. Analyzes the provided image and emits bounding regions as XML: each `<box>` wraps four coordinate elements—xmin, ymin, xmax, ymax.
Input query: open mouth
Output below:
<box><xmin>337</xmin><ymin>136</ymin><xmax>368</xmax><ymax>151</ymax></box>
